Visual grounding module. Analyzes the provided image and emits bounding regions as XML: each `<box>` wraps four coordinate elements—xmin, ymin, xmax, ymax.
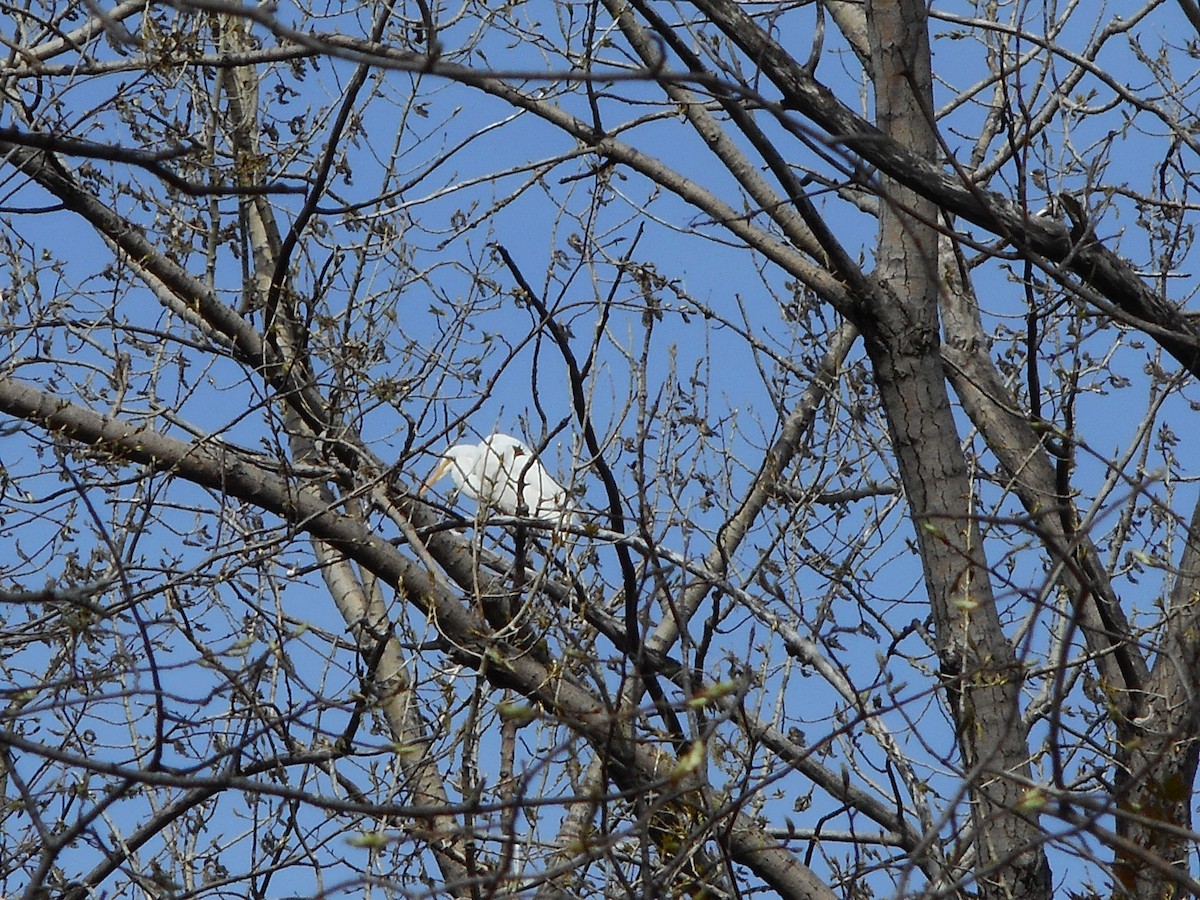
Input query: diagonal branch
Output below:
<box><xmin>0</xmin><ymin>125</ymin><xmax>302</xmax><ymax>196</ymax></box>
<box><xmin>0</xmin><ymin>376</ymin><xmax>835</xmax><ymax>900</ymax></box>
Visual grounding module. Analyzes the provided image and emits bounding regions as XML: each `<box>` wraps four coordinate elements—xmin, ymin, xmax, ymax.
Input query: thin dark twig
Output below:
<box><xmin>491</xmin><ymin>238</ymin><xmax>688</xmax><ymax>750</ymax></box>
<box><xmin>60</xmin><ymin>461</ymin><xmax>167</xmax><ymax>772</ymax></box>
<box><xmin>264</xmin><ymin>0</ymin><xmax>399</xmax><ymax>350</ymax></box>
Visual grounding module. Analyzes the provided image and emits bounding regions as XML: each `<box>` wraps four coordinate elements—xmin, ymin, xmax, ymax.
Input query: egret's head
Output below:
<box><xmin>420</xmin><ymin>444</ymin><xmax>479</xmax><ymax>496</ymax></box>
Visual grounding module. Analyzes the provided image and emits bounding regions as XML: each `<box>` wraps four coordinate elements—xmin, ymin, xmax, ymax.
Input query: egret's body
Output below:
<box><xmin>423</xmin><ymin>433</ymin><xmax>572</xmax><ymax>525</ymax></box>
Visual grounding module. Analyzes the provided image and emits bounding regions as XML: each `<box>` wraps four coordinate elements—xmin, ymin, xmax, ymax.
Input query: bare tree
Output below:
<box><xmin>2</xmin><ymin>1</ymin><xmax>1199</xmax><ymax>898</ymax></box>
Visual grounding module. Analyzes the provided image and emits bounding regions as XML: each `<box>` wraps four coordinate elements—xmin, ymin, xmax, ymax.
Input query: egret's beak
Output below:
<box><xmin>420</xmin><ymin>457</ymin><xmax>453</xmax><ymax>495</ymax></box>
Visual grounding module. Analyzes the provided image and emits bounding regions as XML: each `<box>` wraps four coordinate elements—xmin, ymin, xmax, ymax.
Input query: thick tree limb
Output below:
<box><xmin>0</xmin><ymin>376</ymin><xmax>835</xmax><ymax>900</ymax></box>
<box><xmin>939</xmin><ymin>243</ymin><xmax>1150</xmax><ymax>705</ymax></box>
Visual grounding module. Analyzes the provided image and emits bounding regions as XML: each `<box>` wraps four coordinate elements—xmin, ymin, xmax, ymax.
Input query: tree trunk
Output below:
<box><xmin>861</xmin><ymin>2</ymin><xmax>1050</xmax><ymax>896</ymax></box>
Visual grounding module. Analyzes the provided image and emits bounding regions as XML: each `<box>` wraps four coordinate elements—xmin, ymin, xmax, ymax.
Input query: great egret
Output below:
<box><xmin>422</xmin><ymin>433</ymin><xmax>572</xmax><ymax>525</ymax></box>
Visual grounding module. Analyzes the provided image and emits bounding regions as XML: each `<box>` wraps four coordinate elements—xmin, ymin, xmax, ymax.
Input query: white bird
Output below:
<box><xmin>421</xmin><ymin>433</ymin><xmax>572</xmax><ymax>525</ymax></box>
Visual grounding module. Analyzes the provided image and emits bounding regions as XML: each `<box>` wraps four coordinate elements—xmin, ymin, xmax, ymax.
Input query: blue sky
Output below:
<box><xmin>2</xmin><ymin>1</ymin><xmax>1199</xmax><ymax>896</ymax></box>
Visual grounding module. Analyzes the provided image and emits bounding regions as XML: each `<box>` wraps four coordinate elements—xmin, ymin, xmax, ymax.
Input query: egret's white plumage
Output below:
<box><xmin>422</xmin><ymin>433</ymin><xmax>572</xmax><ymax>525</ymax></box>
